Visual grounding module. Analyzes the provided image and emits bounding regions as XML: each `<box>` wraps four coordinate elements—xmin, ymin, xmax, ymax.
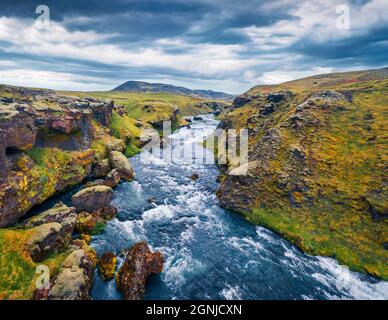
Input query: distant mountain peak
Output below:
<box><xmin>111</xmin><ymin>81</ymin><xmax>234</xmax><ymax>100</ymax></box>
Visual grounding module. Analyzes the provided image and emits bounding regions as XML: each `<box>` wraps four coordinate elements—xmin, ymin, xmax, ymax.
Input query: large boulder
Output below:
<box><xmin>25</xmin><ymin>222</ymin><xmax>73</xmax><ymax>262</ymax></box>
<box><xmin>109</xmin><ymin>151</ymin><xmax>134</xmax><ymax>181</ymax></box>
<box><xmin>71</xmin><ymin>186</ymin><xmax>113</xmax><ymax>212</ymax></box>
<box><xmin>47</xmin><ymin>249</ymin><xmax>96</xmax><ymax>300</ymax></box>
<box><xmin>116</xmin><ymin>242</ymin><xmax>164</xmax><ymax>300</ymax></box>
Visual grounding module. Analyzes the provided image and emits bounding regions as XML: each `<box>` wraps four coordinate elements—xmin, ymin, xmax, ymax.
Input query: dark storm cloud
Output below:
<box><xmin>0</xmin><ymin>0</ymin><xmax>387</xmax><ymax>93</ymax></box>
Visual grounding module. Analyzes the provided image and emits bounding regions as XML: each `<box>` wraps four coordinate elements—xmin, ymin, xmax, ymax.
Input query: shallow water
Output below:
<box><xmin>66</xmin><ymin>115</ymin><xmax>388</xmax><ymax>300</ymax></box>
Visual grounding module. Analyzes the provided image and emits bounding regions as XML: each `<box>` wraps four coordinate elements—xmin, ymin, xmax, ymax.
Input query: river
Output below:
<box><xmin>84</xmin><ymin>114</ymin><xmax>386</xmax><ymax>300</ymax></box>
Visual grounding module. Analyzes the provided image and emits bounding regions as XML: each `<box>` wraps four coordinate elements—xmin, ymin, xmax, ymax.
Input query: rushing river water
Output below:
<box><xmin>89</xmin><ymin>114</ymin><xmax>388</xmax><ymax>300</ymax></box>
<box><xmin>35</xmin><ymin>114</ymin><xmax>387</xmax><ymax>300</ymax></box>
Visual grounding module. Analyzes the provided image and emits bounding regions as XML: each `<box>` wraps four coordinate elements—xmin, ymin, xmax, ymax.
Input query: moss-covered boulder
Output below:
<box><xmin>25</xmin><ymin>223</ymin><xmax>67</xmax><ymax>262</ymax></box>
<box><xmin>98</xmin><ymin>252</ymin><xmax>117</xmax><ymax>281</ymax></box>
<box><xmin>46</xmin><ymin>248</ymin><xmax>97</xmax><ymax>300</ymax></box>
<box><xmin>24</xmin><ymin>202</ymin><xmax>76</xmax><ymax>229</ymax></box>
<box><xmin>75</xmin><ymin>212</ymin><xmax>106</xmax><ymax>235</ymax></box>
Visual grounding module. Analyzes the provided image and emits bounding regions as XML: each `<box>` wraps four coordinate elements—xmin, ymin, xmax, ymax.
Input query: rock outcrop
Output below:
<box><xmin>0</xmin><ymin>86</ymin><xmax>116</xmax><ymax>227</ymax></box>
<box><xmin>116</xmin><ymin>242</ymin><xmax>164</xmax><ymax>300</ymax></box>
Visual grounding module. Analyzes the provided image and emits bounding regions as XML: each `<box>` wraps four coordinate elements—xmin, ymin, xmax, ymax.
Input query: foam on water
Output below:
<box><xmin>221</xmin><ymin>285</ymin><xmax>243</xmax><ymax>300</ymax></box>
<box><xmin>89</xmin><ymin>114</ymin><xmax>388</xmax><ymax>300</ymax></box>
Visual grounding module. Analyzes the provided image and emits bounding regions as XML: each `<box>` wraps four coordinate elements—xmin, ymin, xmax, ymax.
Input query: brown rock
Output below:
<box><xmin>189</xmin><ymin>173</ymin><xmax>199</xmax><ymax>180</ymax></box>
<box><xmin>116</xmin><ymin>242</ymin><xmax>164</xmax><ymax>300</ymax></box>
<box><xmin>75</xmin><ymin>212</ymin><xmax>106</xmax><ymax>235</ymax></box>
<box><xmin>25</xmin><ymin>222</ymin><xmax>70</xmax><ymax>262</ymax></box>
<box><xmin>92</xmin><ymin>159</ymin><xmax>111</xmax><ymax>178</ymax></box>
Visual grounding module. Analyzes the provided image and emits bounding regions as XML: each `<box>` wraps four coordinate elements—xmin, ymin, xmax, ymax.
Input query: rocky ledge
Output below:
<box><xmin>0</xmin><ymin>85</ymin><xmax>139</xmax><ymax>227</ymax></box>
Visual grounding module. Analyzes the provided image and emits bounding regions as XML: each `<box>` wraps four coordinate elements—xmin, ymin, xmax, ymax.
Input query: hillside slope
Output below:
<box><xmin>216</xmin><ymin>68</ymin><xmax>388</xmax><ymax>279</ymax></box>
<box><xmin>112</xmin><ymin>80</ymin><xmax>234</xmax><ymax>100</ymax></box>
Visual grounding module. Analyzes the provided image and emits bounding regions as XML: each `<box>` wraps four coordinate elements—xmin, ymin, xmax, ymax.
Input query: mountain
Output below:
<box><xmin>215</xmin><ymin>67</ymin><xmax>388</xmax><ymax>279</ymax></box>
<box><xmin>111</xmin><ymin>81</ymin><xmax>234</xmax><ymax>100</ymax></box>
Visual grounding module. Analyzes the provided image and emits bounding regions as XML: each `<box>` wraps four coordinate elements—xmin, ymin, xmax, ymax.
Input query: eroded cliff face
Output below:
<box><xmin>0</xmin><ymin>86</ymin><xmax>115</xmax><ymax>227</ymax></box>
<box><xmin>216</xmin><ymin>74</ymin><xmax>388</xmax><ymax>279</ymax></box>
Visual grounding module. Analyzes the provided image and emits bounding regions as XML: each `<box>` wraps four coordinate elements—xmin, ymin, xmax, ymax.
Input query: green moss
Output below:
<box><xmin>91</xmin><ymin>221</ymin><xmax>106</xmax><ymax>235</ymax></box>
<box><xmin>218</xmin><ymin>76</ymin><xmax>388</xmax><ymax>280</ymax></box>
<box><xmin>247</xmin><ymin>205</ymin><xmax>387</xmax><ymax>280</ymax></box>
<box><xmin>0</xmin><ymin>228</ymin><xmax>67</xmax><ymax>300</ymax></box>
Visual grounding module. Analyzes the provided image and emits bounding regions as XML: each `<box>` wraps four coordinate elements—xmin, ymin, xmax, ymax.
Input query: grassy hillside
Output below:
<box><xmin>216</xmin><ymin>68</ymin><xmax>388</xmax><ymax>279</ymax></box>
<box><xmin>57</xmin><ymin>91</ymin><xmax>215</xmax><ymax>117</ymax></box>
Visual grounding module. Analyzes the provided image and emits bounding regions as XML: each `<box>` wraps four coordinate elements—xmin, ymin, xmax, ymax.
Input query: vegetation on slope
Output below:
<box><xmin>216</xmin><ymin>68</ymin><xmax>388</xmax><ymax>279</ymax></box>
<box><xmin>0</xmin><ymin>228</ymin><xmax>67</xmax><ymax>299</ymax></box>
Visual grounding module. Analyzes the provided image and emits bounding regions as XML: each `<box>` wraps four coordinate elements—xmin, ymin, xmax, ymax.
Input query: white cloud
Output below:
<box><xmin>241</xmin><ymin>0</ymin><xmax>388</xmax><ymax>49</ymax></box>
<box><xmin>256</xmin><ymin>66</ymin><xmax>334</xmax><ymax>84</ymax></box>
<box><xmin>0</xmin><ymin>68</ymin><xmax>111</xmax><ymax>91</ymax></box>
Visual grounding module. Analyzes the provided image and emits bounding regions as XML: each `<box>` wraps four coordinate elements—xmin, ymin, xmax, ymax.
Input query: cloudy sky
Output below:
<box><xmin>0</xmin><ymin>0</ymin><xmax>387</xmax><ymax>94</ymax></box>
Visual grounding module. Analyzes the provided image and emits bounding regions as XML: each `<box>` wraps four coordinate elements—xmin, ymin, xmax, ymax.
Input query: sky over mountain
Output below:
<box><xmin>0</xmin><ymin>0</ymin><xmax>387</xmax><ymax>93</ymax></box>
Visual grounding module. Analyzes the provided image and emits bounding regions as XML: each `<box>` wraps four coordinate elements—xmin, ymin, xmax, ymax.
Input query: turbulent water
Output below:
<box><xmin>85</xmin><ymin>115</ymin><xmax>387</xmax><ymax>300</ymax></box>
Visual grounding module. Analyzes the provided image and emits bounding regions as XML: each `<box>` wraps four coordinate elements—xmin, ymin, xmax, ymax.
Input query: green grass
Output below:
<box><xmin>0</xmin><ymin>228</ymin><xmax>67</xmax><ymax>300</ymax></box>
<box><xmin>218</xmin><ymin>76</ymin><xmax>388</xmax><ymax>280</ymax></box>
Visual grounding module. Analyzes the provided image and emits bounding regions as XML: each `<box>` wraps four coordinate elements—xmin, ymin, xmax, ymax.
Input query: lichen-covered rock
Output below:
<box><xmin>47</xmin><ymin>248</ymin><xmax>97</xmax><ymax>300</ymax></box>
<box><xmin>94</xmin><ymin>205</ymin><xmax>118</xmax><ymax>221</ymax></box>
<box><xmin>75</xmin><ymin>212</ymin><xmax>106</xmax><ymax>235</ymax></box>
<box><xmin>92</xmin><ymin>159</ymin><xmax>111</xmax><ymax>178</ymax></box>
<box><xmin>25</xmin><ymin>222</ymin><xmax>69</xmax><ymax>262</ymax></box>
<box><xmin>24</xmin><ymin>202</ymin><xmax>76</xmax><ymax>229</ymax></box>
<box><xmin>98</xmin><ymin>252</ymin><xmax>117</xmax><ymax>281</ymax></box>
<box><xmin>71</xmin><ymin>186</ymin><xmax>113</xmax><ymax>212</ymax></box>
<box><xmin>116</xmin><ymin>242</ymin><xmax>164</xmax><ymax>300</ymax></box>
<box><xmin>109</xmin><ymin>151</ymin><xmax>134</xmax><ymax>181</ymax></box>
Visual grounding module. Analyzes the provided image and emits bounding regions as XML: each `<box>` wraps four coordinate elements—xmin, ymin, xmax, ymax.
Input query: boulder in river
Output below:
<box><xmin>109</xmin><ymin>151</ymin><xmax>134</xmax><ymax>181</ymax></box>
<box><xmin>116</xmin><ymin>242</ymin><xmax>164</xmax><ymax>300</ymax></box>
<box><xmin>87</xmin><ymin>169</ymin><xmax>121</xmax><ymax>188</ymax></box>
<box><xmin>98</xmin><ymin>252</ymin><xmax>117</xmax><ymax>281</ymax></box>
<box><xmin>71</xmin><ymin>186</ymin><xmax>113</xmax><ymax>212</ymax></box>
<box><xmin>189</xmin><ymin>173</ymin><xmax>199</xmax><ymax>180</ymax></box>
